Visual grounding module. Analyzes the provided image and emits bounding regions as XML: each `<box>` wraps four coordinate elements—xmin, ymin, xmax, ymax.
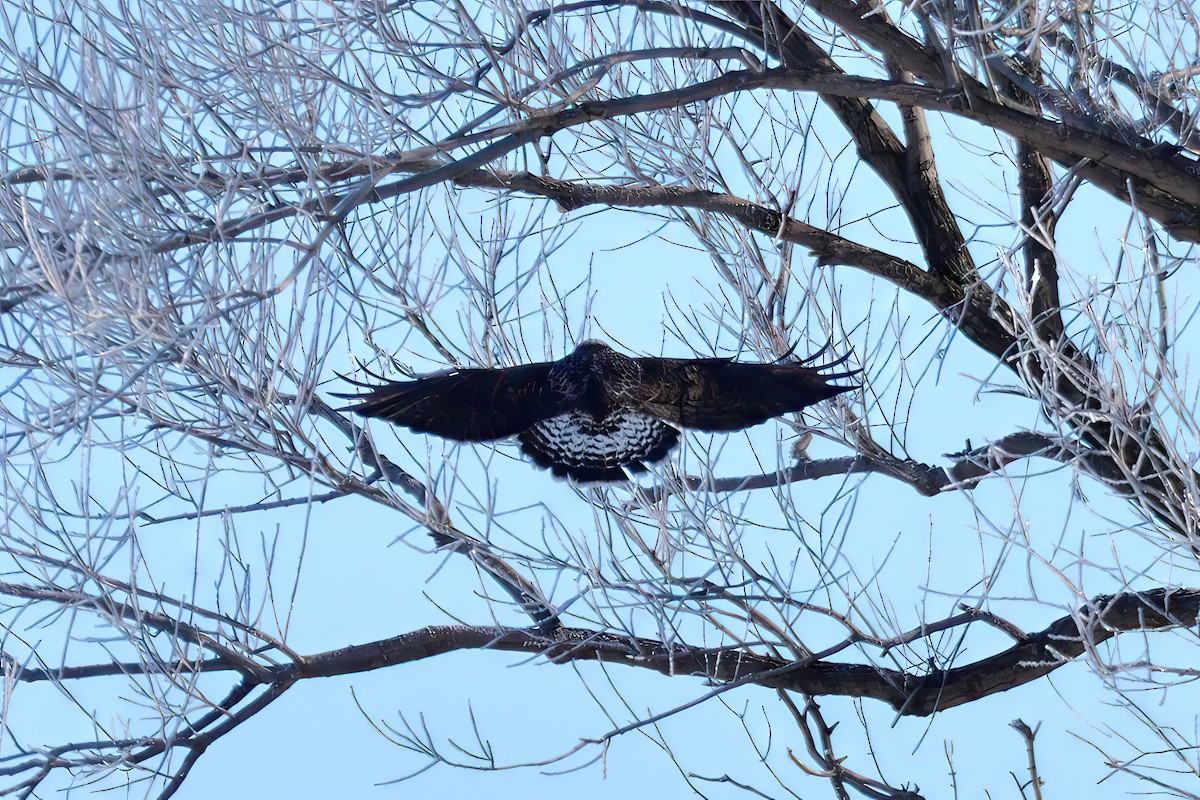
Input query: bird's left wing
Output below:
<box><xmin>336</xmin><ymin>361</ymin><xmax>566</xmax><ymax>441</ymax></box>
<box><xmin>633</xmin><ymin>355</ymin><xmax>857</xmax><ymax>432</ymax></box>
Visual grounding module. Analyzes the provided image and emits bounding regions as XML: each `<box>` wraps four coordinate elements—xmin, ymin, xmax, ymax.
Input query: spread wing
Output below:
<box><xmin>632</xmin><ymin>356</ymin><xmax>857</xmax><ymax>432</ymax></box>
<box><xmin>336</xmin><ymin>362</ymin><xmax>565</xmax><ymax>441</ymax></box>
<box><xmin>517</xmin><ymin>409</ymin><xmax>679</xmax><ymax>482</ymax></box>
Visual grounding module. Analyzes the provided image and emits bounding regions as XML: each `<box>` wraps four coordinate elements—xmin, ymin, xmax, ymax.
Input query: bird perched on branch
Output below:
<box><xmin>338</xmin><ymin>340</ymin><xmax>857</xmax><ymax>482</ymax></box>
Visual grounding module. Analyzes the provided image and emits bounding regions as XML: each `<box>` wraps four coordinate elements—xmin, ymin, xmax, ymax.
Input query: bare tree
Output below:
<box><xmin>0</xmin><ymin>0</ymin><xmax>1197</xmax><ymax>796</ymax></box>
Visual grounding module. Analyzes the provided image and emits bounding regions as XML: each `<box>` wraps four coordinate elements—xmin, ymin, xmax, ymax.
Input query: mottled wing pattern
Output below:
<box><xmin>336</xmin><ymin>362</ymin><xmax>564</xmax><ymax>441</ymax></box>
<box><xmin>517</xmin><ymin>409</ymin><xmax>679</xmax><ymax>482</ymax></box>
<box><xmin>632</xmin><ymin>357</ymin><xmax>857</xmax><ymax>432</ymax></box>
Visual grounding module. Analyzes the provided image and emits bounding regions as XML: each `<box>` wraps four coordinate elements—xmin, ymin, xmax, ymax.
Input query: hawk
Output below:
<box><xmin>338</xmin><ymin>340</ymin><xmax>857</xmax><ymax>482</ymax></box>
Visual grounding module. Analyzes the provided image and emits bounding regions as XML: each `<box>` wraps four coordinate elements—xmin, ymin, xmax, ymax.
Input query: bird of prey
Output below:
<box><xmin>338</xmin><ymin>340</ymin><xmax>857</xmax><ymax>482</ymax></box>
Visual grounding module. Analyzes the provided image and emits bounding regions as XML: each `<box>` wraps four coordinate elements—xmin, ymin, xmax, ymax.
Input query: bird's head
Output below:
<box><xmin>571</xmin><ymin>339</ymin><xmax>614</xmax><ymax>359</ymax></box>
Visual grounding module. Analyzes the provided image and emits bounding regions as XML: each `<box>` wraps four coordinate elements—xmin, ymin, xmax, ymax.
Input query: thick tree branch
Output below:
<box><xmin>299</xmin><ymin>587</ymin><xmax>1200</xmax><ymax>716</ymax></box>
<box><xmin>1016</xmin><ymin>134</ymin><xmax>1065</xmax><ymax>342</ymax></box>
<box><xmin>20</xmin><ymin>585</ymin><xmax>1196</xmax><ymax>719</ymax></box>
<box><xmin>452</xmin><ymin>170</ymin><xmax>947</xmax><ymax>298</ymax></box>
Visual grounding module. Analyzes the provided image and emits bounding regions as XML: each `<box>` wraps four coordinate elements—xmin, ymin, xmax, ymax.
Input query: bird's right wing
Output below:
<box><xmin>335</xmin><ymin>362</ymin><xmax>565</xmax><ymax>441</ymax></box>
<box><xmin>633</xmin><ymin>356</ymin><xmax>857</xmax><ymax>432</ymax></box>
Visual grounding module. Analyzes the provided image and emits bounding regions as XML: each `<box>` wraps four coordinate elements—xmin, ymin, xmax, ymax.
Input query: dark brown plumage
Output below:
<box><xmin>338</xmin><ymin>340</ymin><xmax>857</xmax><ymax>482</ymax></box>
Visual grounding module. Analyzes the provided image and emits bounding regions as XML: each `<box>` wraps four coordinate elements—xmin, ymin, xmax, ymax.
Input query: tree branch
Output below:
<box><xmin>9</xmin><ymin>71</ymin><xmax>1194</xmax><ymax>257</ymax></box>
<box><xmin>294</xmin><ymin>588</ymin><xmax>1200</xmax><ymax>716</ymax></box>
<box><xmin>637</xmin><ymin>432</ymin><xmax>1065</xmax><ymax>501</ymax></box>
<box><xmin>23</xmin><ymin>586</ymin><xmax>1196</xmax><ymax>720</ymax></box>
